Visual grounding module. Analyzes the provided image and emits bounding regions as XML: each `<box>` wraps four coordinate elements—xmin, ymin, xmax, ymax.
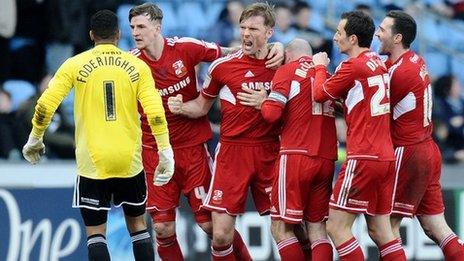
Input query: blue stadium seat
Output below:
<box><xmin>418</xmin><ymin>16</ymin><xmax>443</xmax><ymax>46</ymax></box>
<box><xmin>332</xmin><ymin>0</ymin><xmax>355</xmax><ymax>17</ymax></box>
<box><xmin>205</xmin><ymin>1</ymin><xmax>226</xmax><ymax>26</ymax></box>
<box><xmin>308</xmin><ymin>0</ymin><xmax>327</xmax><ymax>13</ymax></box>
<box><xmin>353</xmin><ymin>0</ymin><xmax>378</xmax><ymax>6</ymax></box>
<box><xmin>3</xmin><ymin>80</ymin><xmax>36</xmax><ymax>111</ymax></box>
<box><xmin>152</xmin><ymin>1</ymin><xmax>179</xmax><ymax>36</ymax></box>
<box><xmin>177</xmin><ymin>1</ymin><xmax>209</xmax><ymax>38</ymax></box>
<box><xmin>117</xmin><ymin>4</ymin><xmax>135</xmax><ymax>51</ymax></box>
<box><xmin>451</xmin><ymin>57</ymin><xmax>464</xmax><ymax>85</ymax></box>
<box><xmin>309</xmin><ymin>11</ymin><xmax>326</xmax><ymax>33</ymax></box>
<box><xmin>424</xmin><ymin>52</ymin><xmax>449</xmax><ymax>78</ymax></box>
<box><xmin>441</xmin><ymin>20</ymin><xmax>464</xmax><ymax>52</ymax></box>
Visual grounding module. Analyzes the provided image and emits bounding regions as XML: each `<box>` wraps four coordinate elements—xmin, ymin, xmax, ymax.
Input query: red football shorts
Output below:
<box><xmin>143</xmin><ymin>144</ymin><xmax>212</xmax><ymax>224</ymax></box>
<box><xmin>203</xmin><ymin>141</ymin><xmax>279</xmax><ymax>215</ymax></box>
<box><xmin>392</xmin><ymin>140</ymin><xmax>444</xmax><ymax>217</ymax></box>
<box><xmin>330</xmin><ymin>159</ymin><xmax>395</xmax><ymax>215</ymax></box>
<box><xmin>270</xmin><ymin>154</ymin><xmax>334</xmax><ymax>224</ymax></box>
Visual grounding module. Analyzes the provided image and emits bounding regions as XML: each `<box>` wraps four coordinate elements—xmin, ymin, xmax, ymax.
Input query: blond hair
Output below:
<box><xmin>239</xmin><ymin>2</ymin><xmax>275</xmax><ymax>28</ymax></box>
<box><xmin>128</xmin><ymin>3</ymin><xmax>163</xmax><ymax>23</ymax></box>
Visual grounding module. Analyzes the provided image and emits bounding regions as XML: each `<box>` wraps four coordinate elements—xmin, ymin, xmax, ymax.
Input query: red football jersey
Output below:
<box><xmin>264</xmin><ymin>56</ymin><xmax>337</xmax><ymax>160</ymax></box>
<box><xmin>132</xmin><ymin>37</ymin><xmax>221</xmax><ymax>149</ymax></box>
<box><xmin>201</xmin><ymin>50</ymin><xmax>280</xmax><ymax>143</ymax></box>
<box><xmin>388</xmin><ymin>50</ymin><xmax>433</xmax><ymax>146</ymax></box>
<box><xmin>314</xmin><ymin>51</ymin><xmax>395</xmax><ymax>161</ymax></box>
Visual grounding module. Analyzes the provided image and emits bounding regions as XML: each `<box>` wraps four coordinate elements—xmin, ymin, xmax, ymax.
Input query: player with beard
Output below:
<box><xmin>312</xmin><ymin>11</ymin><xmax>406</xmax><ymax>260</ymax></box>
<box><xmin>376</xmin><ymin>10</ymin><xmax>464</xmax><ymax>260</ymax></box>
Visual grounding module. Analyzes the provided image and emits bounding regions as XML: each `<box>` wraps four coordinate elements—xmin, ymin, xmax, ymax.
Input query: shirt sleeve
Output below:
<box><xmin>201</xmin><ymin>63</ymin><xmax>222</xmax><ymax>99</ymax></box>
<box><xmin>31</xmin><ymin>59</ymin><xmax>74</xmax><ymax>138</ymax></box>
<box><xmin>269</xmin><ymin>65</ymin><xmax>291</xmax><ymax>103</ymax></box>
<box><xmin>137</xmin><ymin>63</ymin><xmax>171</xmax><ymax>150</ymax></box>
<box><xmin>180</xmin><ymin>37</ymin><xmax>221</xmax><ymax>63</ymax></box>
<box><xmin>313</xmin><ymin>61</ymin><xmax>354</xmax><ymax>102</ymax></box>
<box><xmin>260</xmin><ymin>65</ymin><xmax>291</xmax><ymax>122</ymax></box>
<box><xmin>261</xmin><ymin>101</ymin><xmax>284</xmax><ymax>123</ymax></box>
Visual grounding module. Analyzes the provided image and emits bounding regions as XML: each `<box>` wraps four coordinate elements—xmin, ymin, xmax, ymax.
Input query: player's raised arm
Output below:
<box><xmin>265</xmin><ymin>42</ymin><xmax>285</xmax><ymax>69</ymax></box>
<box><xmin>313</xmin><ymin>52</ymin><xmax>353</xmax><ymax>103</ymax></box>
<box><xmin>261</xmin><ymin>38</ymin><xmax>313</xmax><ymax>122</ymax></box>
<box><xmin>220</xmin><ymin>42</ymin><xmax>284</xmax><ymax>68</ymax></box>
<box><xmin>23</xmin><ymin>59</ymin><xmax>74</xmax><ymax>164</ymax></box>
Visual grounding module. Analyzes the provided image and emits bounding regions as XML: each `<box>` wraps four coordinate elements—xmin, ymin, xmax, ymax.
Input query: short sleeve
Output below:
<box><xmin>201</xmin><ymin>62</ymin><xmax>223</xmax><ymax>99</ymax></box>
<box><xmin>268</xmin><ymin>64</ymin><xmax>293</xmax><ymax>105</ymax></box>
<box><xmin>178</xmin><ymin>37</ymin><xmax>221</xmax><ymax>64</ymax></box>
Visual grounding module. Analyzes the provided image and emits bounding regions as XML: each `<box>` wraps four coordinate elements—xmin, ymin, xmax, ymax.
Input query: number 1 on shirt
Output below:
<box><xmin>104</xmin><ymin>81</ymin><xmax>116</xmax><ymax>121</ymax></box>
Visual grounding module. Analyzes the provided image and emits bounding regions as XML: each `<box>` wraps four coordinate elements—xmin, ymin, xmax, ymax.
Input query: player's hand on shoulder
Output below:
<box><xmin>237</xmin><ymin>86</ymin><xmax>268</xmax><ymax>110</ymax></box>
<box><xmin>266</xmin><ymin>42</ymin><xmax>284</xmax><ymax>69</ymax></box>
<box><xmin>312</xmin><ymin>52</ymin><xmax>330</xmax><ymax>67</ymax></box>
<box><xmin>154</xmin><ymin>147</ymin><xmax>175</xmax><ymax>186</ymax></box>
<box><xmin>22</xmin><ymin>134</ymin><xmax>45</xmax><ymax>165</ymax></box>
<box><xmin>167</xmin><ymin>94</ymin><xmax>183</xmax><ymax>115</ymax></box>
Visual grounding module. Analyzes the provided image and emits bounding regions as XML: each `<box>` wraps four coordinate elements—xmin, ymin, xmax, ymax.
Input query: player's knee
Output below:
<box><xmin>212</xmin><ymin>226</ymin><xmax>234</xmax><ymax>246</ymax></box>
<box><xmin>418</xmin><ymin>215</ymin><xmax>448</xmax><ymax>243</ymax></box>
<box><xmin>367</xmin><ymin>225</ymin><xmax>385</xmax><ymax>245</ymax></box>
<box><xmin>271</xmin><ymin>220</ymin><xmax>295</xmax><ymax>242</ymax></box>
<box><xmin>270</xmin><ymin>221</ymin><xmax>281</xmax><ymax>241</ymax></box>
<box><xmin>420</xmin><ymin>220</ymin><xmax>437</xmax><ymax>242</ymax></box>
<box><xmin>153</xmin><ymin>222</ymin><xmax>175</xmax><ymax>238</ymax></box>
<box><xmin>198</xmin><ymin>221</ymin><xmax>213</xmax><ymax>235</ymax></box>
<box><xmin>326</xmin><ymin>218</ymin><xmax>338</xmax><ymax>238</ymax></box>
<box><xmin>390</xmin><ymin>217</ymin><xmax>402</xmax><ymax>238</ymax></box>
<box><xmin>307</xmin><ymin>222</ymin><xmax>327</xmax><ymax>242</ymax></box>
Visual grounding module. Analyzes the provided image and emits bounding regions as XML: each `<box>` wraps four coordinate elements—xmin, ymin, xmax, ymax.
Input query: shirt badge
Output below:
<box><xmin>172</xmin><ymin>60</ymin><xmax>187</xmax><ymax>78</ymax></box>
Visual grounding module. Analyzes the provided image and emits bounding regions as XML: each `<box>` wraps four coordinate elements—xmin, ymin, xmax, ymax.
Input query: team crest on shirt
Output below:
<box><xmin>172</xmin><ymin>60</ymin><xmax>187</xmax><ymax>78</ymax></box>
<box><xmin>212</xmin><ymin>190</ymin><xmax>223</xmax><ymax>204</ymax></box>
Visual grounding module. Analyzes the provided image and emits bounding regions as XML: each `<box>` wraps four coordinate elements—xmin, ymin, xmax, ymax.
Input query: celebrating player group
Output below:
<box><xmin>21</xmin><ymin>1</ymin><xmax>464</xmax><ymax>261</ymax></box>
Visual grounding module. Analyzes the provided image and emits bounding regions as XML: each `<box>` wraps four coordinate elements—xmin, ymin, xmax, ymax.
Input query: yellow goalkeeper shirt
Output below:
<box><xmin>31</xmin><ymin>44</ymin><xmax>169</xmax><ymax>179</ymax></box>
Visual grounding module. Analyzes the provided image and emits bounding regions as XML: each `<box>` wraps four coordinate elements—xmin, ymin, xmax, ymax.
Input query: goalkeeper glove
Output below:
<box><xmin>154</xmin><ymin>147</ymin><xmax>175</xmax><ymax>186</ymax></box>
<box><xmin>22</xmin><ymin>134</ymin><xmax>45</xmax><ymax>164</ymax></box>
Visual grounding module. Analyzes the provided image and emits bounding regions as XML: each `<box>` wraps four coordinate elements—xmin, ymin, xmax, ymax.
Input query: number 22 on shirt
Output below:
<box><xmin>368</xmin><ymin>73</ymin><xmax>390</xmax><ymax>117</ymax></box>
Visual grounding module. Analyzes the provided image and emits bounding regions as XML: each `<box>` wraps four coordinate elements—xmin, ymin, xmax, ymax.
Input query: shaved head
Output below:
<box><xmin>285</xmin><ymin>38</ymin><xmax>312</xmax><ymax>63</ymax></box>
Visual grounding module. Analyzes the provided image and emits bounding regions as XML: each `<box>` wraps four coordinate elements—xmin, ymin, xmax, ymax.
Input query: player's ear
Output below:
<box><xmin>394</xmin><ymin>33</ymin><xmax>403</xmax><ymax>45</ymax></box>
<box><xmin>89</xmin><ymin>31</ymin><xmax>94</xmax><ymax>41</ymax></box>
<box><xmin>266</xmin><ymin>27</ymin><xmax>274</xmax><ymax>40</ymax></box>
<box><xmin>349</xmin><ymin>34</ymin><xmax>357</xmax><ymax>46</ymax></box>
<box><xmin>117</xmin><ymin>30</ymin><xmax>122</xmax><ymax>41</ymax></box>
<box><xmin>155</xmin><ymin>23</ymin><xmax>162</xmax><ymax>34</ymax></box>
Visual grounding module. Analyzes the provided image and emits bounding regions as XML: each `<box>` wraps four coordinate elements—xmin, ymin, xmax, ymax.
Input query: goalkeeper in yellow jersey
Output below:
<box><xmin>21</xmin><ymin>10</ymin><xmax>174</xmax><ymax>261</ymax></box>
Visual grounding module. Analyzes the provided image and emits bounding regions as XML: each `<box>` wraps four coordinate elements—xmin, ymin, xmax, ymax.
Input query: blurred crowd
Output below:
<box><xmin>1</xmin><ymin>0</ymin><xmax>464</xmax><ymax>163</ymax></box>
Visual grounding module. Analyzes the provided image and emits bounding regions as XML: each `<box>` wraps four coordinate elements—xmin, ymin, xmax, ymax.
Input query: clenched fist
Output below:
<box><xmin>167</xmin><ymin>94</ymin><xmax>183</xmax><ymax>114</ymax></box>
<box><xmin>312</xmin><ymin>52</ymin><xmax>330</xmax><ymax>67</ymax></box>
